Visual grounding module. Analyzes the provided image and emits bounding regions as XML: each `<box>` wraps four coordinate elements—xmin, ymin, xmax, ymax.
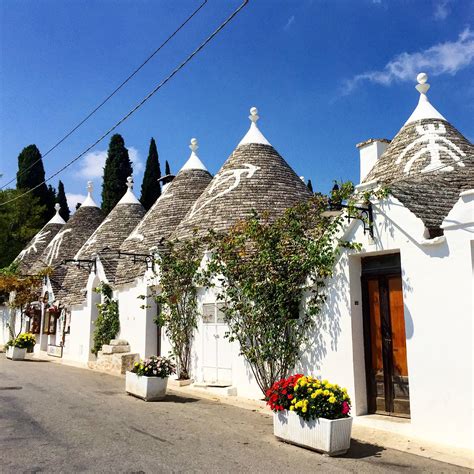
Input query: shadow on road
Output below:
<box><xmin>342</xmin><ymin>439</ymin><xmax>385</xmax><ymax>459</ymax></box>
<box><xmin>158</xmin><ymin>394</ymin><xmax>201</xmax><ymax>404</ymax></box>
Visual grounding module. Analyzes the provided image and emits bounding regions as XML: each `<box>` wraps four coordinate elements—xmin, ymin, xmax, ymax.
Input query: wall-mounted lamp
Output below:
<box><xmin>322</xmin><ymin>184</ymin><xmax>374</xmax><ymax>238</ymax></box>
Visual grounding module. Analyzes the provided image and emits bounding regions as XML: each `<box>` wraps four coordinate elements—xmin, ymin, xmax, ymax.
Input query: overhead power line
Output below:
<box><xmin>0</xmin><ymin>0</ymin><xmax>249</xmax><ymax>208</ymax></box>
<box><xmin>1</xmin><ymin>0</ymin><xmax>208</xmax><ymax>190</ymax></box>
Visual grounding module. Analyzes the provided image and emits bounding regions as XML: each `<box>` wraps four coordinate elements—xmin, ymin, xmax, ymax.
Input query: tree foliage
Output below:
<box><xmin>140</xmin><ymin>138</ymin><xmax>161</xmax><ymax>211</ymax></box>
<box><xmin>92</xmin><ymin>282</ymin><xmax>120</xmax><ymax>355</ymax></box>
<box><xmin>165</xmin><ymin>160</ymin><xmax>171</xmax><ymax>176</ymax></box>
<box><xmin>0</xmin><ymin>262</ymin><xmax>51</xmax><ymax>338</ymax></box>
<box><xmin>101</xmin><ymin>134</ymin><xmax>133</xmax><ymax>215</ymax></box>
<box><xmin>0</xmin><ymin>189</ymin><xmax>46</xmax><ymax>267</ymax></box>
<box><xmin>207</xmin><ymin>183</ymin><xmax>356</xmax><ymax>394</ymax></box>
<box><xmin>151</xmin><ymin>238</ymin><xmax>207</xmax><ymax>379</ymax></box>
<box><xmin>57</xmin><ymin>180</ymin><xmax>70</xmax><ymax>221</ymax></box>
<box><xmin>16</xmin><ymin>144</ymin><xmax>55</xmax><ymax>223</ymax></box>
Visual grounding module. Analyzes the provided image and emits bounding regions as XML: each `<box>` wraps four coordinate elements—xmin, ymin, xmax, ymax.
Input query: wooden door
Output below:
<box><xmin>362</xmin><ymin>256</ymin><xmax>410</xmax><ymax>417</ymax></box>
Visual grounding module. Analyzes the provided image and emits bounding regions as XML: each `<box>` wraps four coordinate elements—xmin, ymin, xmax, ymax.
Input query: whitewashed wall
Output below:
<box><xmin>0</xmin><ymin>304</ymin><xmax>9</xmax><ymax>345</ymax></box>
<box><xmin>116</xmin><ymin>278</ymin><xmax>158</xmax><ymax>358</ymax></box>
<box><xmin>63</xmin><ymin>274</ymin><xmax>100</xmax><ymax>364</ymax></box>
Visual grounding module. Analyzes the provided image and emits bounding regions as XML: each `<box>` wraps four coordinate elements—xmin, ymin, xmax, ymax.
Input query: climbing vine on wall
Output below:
<box><xmin>92</xmin><ymin>282</ymin><xmax>120</xmax><ymax>355</ymax></box>
<box><xmin>206</xmin><ymin>183</ymin><xmax>358</xmax><ymax>395</ymax></box>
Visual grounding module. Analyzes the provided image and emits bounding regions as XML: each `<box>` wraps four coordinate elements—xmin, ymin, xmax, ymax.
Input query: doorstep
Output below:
<box><xmin>192</xmin><ymin>382</ymin><xmax>238</xmax><ymax>397</ymax></box>
<box><xmin>352</xmin><ymin>414</ymin><xmax>473</xmax><ymax>469</ymax></box>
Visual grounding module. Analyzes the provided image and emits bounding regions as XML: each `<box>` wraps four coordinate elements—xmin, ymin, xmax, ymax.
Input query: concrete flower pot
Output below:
<box><xmin>125</xmin><ymin>371</ymin><xmax>169</xmax><ymax>401</ymax></box>
<box><xmin>274</xmin><ymin>410</ymin><xmax>352</xmax><ymax>456</ymax></box>
<box><xmin>6</xmin><ymin>346</ymin><xmax>27</xmax><ymax>361</ymax></box>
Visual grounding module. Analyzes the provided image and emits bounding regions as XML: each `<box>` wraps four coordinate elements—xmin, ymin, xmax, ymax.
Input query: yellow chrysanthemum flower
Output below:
<box><xmin>289</xmin><ymin>406</ymin><xmax>295</xmax><ymax>411</ymax></box>
<box><xmin>302</xmin><ymin>407</ymin><xmax>307</xmax><ymax>413</ymax></box>
<box><xmin>311</xmin><ymin>393</ymin><xmax>317</xmax><ymax>399</ymax></box>
<box><xmin>323</xmin><ymin>390</ymin><xmax>330</xmax><ymax>396</ymax></box>
<box><xmin>329</xmin><ymin>396</ymin><xmax>336</xmax><ymax>404</ymax></box>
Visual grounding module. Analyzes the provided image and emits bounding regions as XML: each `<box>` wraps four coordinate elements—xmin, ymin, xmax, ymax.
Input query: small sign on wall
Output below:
<box><xmin>47</xmin><ymin>345</ymin><xmax>63</xmax><ymax>358</ymax></box>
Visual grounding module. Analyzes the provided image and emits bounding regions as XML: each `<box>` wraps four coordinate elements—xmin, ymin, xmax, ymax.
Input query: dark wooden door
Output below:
<box><xmin>362</xmin><ymin>256</ymin><xmax>410</xmax><ymax>417</ymax></box>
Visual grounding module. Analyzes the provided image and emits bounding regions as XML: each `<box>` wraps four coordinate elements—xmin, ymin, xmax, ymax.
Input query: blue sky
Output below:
<box><xmin>1</xmin><ymin>0</ymin><xmax>473</xmax><ymax>210</ymax></box>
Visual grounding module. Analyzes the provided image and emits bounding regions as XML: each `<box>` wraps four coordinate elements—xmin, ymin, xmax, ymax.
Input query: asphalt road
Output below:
<box><xmin>0</xmin><ymin>355</ymin><xmax>467</xmax><ymax>473</ymax></box>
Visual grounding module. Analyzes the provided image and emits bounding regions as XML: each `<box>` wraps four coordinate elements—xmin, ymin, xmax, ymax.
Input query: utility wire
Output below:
<box><xmin>1</xmin><ymin>0</ymin><xmax>208</xmax><ymax>190</ymax></box>
<box><xmin>0</xmin><ymin>0</ymin><xmax>249</xmax><ymax>207</ymax></box>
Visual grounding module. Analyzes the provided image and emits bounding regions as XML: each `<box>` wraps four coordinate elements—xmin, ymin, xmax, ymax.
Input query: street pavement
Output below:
<box><xmin>0</xmin><ymin>355</ymin><xmax>467</xmax><ymax>473</ymax></box>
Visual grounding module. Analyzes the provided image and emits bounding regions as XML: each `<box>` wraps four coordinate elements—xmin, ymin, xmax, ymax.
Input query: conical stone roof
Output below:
<box><xmin>31</xmin><ymin>182</ymin><xmax>104</xmax><ymax>296</ymax></box>
<box><xmin>172</xmin><ymin>107</ymin><xmax>312</xmax><ymax>240</ymax></box>
<box><xmin>364</xmin><ymin>74</ymin><xmax>473</xmax><ymax>184</ymax></box>
<box><xmin>60</xmin><ymin>177</ymin><xmax>146</xmax><ymax>306</ymax></box>
<box><xmin>14</xmin><ymin>204</ymin><xmax>66</xmax><ymax>274</ymax></box>
<box><xmin>362</xmin><ymin>74</ymin><xmax>473</xmax><ymax>235</ymax></box>
<box><xmin>115</xmin><ymin>139</ymin><xmax>213</xmax><ymax>286</ymax></box>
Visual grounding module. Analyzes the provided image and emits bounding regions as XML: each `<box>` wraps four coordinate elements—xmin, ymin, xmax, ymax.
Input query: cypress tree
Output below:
<box><xmin>57</xmin><ymin>180</ymin><xmax>70</xmax><ymax>221</ymax></box>
<box><xmin>45</xmin><ymin>185</ymin><xmax>57</xmax><ymax>221</ymax></box>
<box><xmin>101</xmin><ymin>134</ymin><xmax>133</xmax><ymax>215</ymax></box>
<box><xmin>165</xmin><ymin>160</ymin><xmax>171</xmax><ymax>176</ymax></box>
<box><xmin>307</xmin><ymin>179</ymin><xmax>314</xmax><ymax>194</ymax></box>
<box><xmin>16</xmin><ymin>144</ymin><xmax>53</xmax><ymax>223</ymax></box>
<box><xmin>140</xmin><ymin>138</ymin><xmax>161</xmax><ymax>211</ymax></box>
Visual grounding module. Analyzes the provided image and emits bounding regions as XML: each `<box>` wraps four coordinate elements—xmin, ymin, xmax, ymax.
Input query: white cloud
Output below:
<box><xmin>66</xmin><ymin>193</ymin><xmax>86</xmax><ymax>214</ymax></box>
<box><xmin>434</xmin><ymin>0</ymin><xmax>451</xmax><ymax>20</ymax></box>
<box><xmin>77</xmin><ymin>150</ymin><xmax>107</xmax><ymax>179</ymax></box>
<box><xmin>128</xmin><ymin>147</ymin><xmax>144</xmax><ymax>174</ymax></box>
<box><xmin>76</xmin><ymin>146</ymin><xmax>143</xmax><ymax>179</ymax></box>
<box><xmin>283</xmin><ymin>15</ymin><xmax>295</xmax><ymax>31</ymax></box>
<box><xmin>343</xmin><ymin>27</ymin><xmax>474</xmax><ymax>94</ymax></box>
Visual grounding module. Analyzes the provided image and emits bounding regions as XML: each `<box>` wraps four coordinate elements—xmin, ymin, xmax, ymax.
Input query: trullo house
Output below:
<box><xmin>6</xmin><ymin>182</ymin><xmax>104</xmax><ymax>355</ymax></box>
<box><xmin>114</xmin><ymin>138</ymin><xmax>213</xmax><ymax>358</ymax></box>
<box><xmin>0</xmin><ymin>203</ymin><xmax>66</xmax><ymax>345</ymax></box>
<box><xmin>58</xmin><ymin>177</ymin><xmax>146</xmax><ymax>363</ymax></box>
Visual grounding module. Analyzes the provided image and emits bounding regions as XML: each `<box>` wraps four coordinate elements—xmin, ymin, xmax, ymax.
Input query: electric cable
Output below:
<box><xmin>1</xmin><ymin>0</ymin><xmax>208</xmax><ymax>190</ymax></box>
<box><xmin>0</xmin><ymin>0</ymin><xmax>249</xmax><ymax>207</ymax></box>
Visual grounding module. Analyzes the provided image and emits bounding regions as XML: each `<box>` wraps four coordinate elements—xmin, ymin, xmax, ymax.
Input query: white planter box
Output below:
<box><xmin>274</xmin><ymin>410</ymin><xmax>352</xmax><ymax>456</ymax></box>
<box><xmin>6</xmin><ymin>346</ymin><xmax>27</xmax><ymax>361</ymax></box>
<box><xmin>125</xmin><ymin>371</ymin><xmax>169</xmax><ymax>401</ymax></box>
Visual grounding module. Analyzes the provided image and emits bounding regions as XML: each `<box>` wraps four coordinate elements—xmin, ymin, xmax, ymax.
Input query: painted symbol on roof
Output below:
<box><xmin>44</xmin><ymin>229</ymin><xmax>72</xmax><ymax>265</ymax></box>
<box><xmin>17</xmin><ymin>230</ymin><xmax>51</xmax><ymax>260</ymax></box>
<box><xmin>396</xmin><ymin>123</ymin><xmax>466</xmax><ymax>174</ymax></box>
<box><xmin>189</xmin><ymin>163</ymin><xmax>260</xmax><ymax>218</ymax></box>
<box><xmin>76</xmin><ymin>218</ymin><xmax>111</xmax><ymax>258</ymax></box>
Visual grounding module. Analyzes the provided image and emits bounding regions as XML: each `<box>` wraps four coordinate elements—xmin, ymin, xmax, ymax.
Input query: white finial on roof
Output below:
<box><xmin>190</xmin><ymin>137</ymin><xmax>198</xmax><ymax>152</ymax></box>
<box><xmin>81</xmin><ymin>180</ymin><xmax>99</xmax><ymax>208</ymax></box>
<box><xmin>118</xmin><ymin>176</ymin><xmax>141</xmax><ymax>205</ymax></box>
<box><xmin>249</xmin><ymin>107</ymin><xmax>259</xmax><ymax>123</ymax></box>
<box><xmin>405</xmin><ymin>72</ymin><xmax>446</xmax><ymax>125</ymax></box>
<box><xmin>238</xmin><ymin>106</ymin><xmax>272</xmax><ymax>147</ymax></box>
<box><xmin>47</xmin><ymin>203</ymin><xmax>66</xmax><ymax>225</ymax></box>
<box><xmin>180</xmin><ymin>137</ymin><xmax>208</xmax><ymax>172</ymax></box>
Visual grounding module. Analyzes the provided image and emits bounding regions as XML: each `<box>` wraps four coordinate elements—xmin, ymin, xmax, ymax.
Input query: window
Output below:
<box><xmin>202</xmin><ymin>303</ymin><xmax>226</xmax><ymax>324</ymax></box>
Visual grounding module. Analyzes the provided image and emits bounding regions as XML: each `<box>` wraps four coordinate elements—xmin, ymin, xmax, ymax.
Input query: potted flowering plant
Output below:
<box><xmin>126</xmin><ymin>355</ymin><xmax>176</xmax><ymax>401</ymax></box>
<box><xmin>6</xmin><ymin>333</ymin><xmax>36</xmax><ymax>361</ymax></box>
<box><xmin>267</xmin><ymin>374</ymin><xmax>352</xmax><ymax>455</ymax></box>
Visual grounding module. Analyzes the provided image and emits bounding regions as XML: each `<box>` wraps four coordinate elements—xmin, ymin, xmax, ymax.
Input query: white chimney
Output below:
<box><xmin>356</xmin><ymin>139</ymin><xmax>390</xmax><ymax>183</ymax></box>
